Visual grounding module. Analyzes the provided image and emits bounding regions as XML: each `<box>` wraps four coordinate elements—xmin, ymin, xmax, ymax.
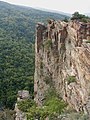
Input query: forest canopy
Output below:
<box><xmin>0</xmin><ymin>1</ymin><xmax>68</xmax><ymax>109</ymax></box>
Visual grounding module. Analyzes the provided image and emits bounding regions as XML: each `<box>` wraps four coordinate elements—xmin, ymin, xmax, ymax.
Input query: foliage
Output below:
<box><xmin>0</xmin><ymin>39</ymin><xmax>34</xmax><ymax>109</ymax></box>
<box><xmin>0</xmin><ymin>1</ymin><xmax>68</xmax><ymax>109</ymax></box>
<box><xmin>27</xmin><ymin>98</ymin><xmax>67</xmax><ymax>120</ymax></box>
<box><xmin>0</xmin><ymin>1</ymin><xmax>68</xmax><ymax>43</ymax></box>
<box><xmin>63</xmin><ymin>17</ymin><xmax>69</xmax><ymax>22</ymax></box>
<box><xmin>17</xmin><ymin>99</ymin><xmax>36</xmax><ymax>112</ymax></box>
<box><xmin>44</xmin><ymin>39</ymin><xmax>52</xmax><ymax>48</ymax></box>
<box><xmin>44</xmin><ymin>97</ymin><xmax>67</xmax><ymax>115</ymax></box>
<box><xmin>86</xmin><ymin>40</ymin><xmax>90</xmax><ymax>43</ymax></box>
<box><xmin>17</xmin><ymin>88</ymin><xmax>67</xmax><ymax>119</ymax></box>
<box><xmin>67</xmin><ymin>76</ymin><xmax>76</xmax><ymax>85</ymax></box>
<box><xmin>44</xmin><ymin>88</ymin><xmax>58</xmax><ymax>100</ymax></box>
<box><xmin>71</xmin><ymin>12</ymin><xmax>90</xmax><ymax>22</ymax></box>
<box><xmin>26</xmin><ymin>89</ymin><xmax>67</xmax><ymax>120</ymax></box>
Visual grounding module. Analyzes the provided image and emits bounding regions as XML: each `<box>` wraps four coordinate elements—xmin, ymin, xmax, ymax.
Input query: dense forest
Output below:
<box><xmin>0</xmin><ymin>1</ymin><xmax>68</xmax><ymax>109</ymax></box>
<box><xmin>0</xmin><ymin>1</ymin><xmax>68</xmax><ymax>43</ymax></box>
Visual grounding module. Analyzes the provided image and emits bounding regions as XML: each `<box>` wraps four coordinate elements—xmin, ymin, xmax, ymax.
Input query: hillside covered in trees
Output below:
<box><xmin>0</xmin><ymin>1</ymin><xmax>68</xmax><ymax>43</ymax></box>
<box><xmin>0</xmin><ymin>1</ymin><xmax>68</xmax><ymax>109</ymax></box>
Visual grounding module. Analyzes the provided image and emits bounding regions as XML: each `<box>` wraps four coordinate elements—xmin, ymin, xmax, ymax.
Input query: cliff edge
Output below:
<box><xmin>34</xmin><ymin>19</ymin><xmax>90</xmax><ymax>116</ymax></box>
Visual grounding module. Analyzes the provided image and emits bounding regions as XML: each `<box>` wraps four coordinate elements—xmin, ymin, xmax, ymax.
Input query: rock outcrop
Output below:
<box><xmin>34</xmin><ymin>20</ymin><xmax>90</xmax><ymax>116</ymax></box>
<box><xmin>15</xmin><ymin>90</ymin><xmax>29</xmax><ymax>120</ymax></box>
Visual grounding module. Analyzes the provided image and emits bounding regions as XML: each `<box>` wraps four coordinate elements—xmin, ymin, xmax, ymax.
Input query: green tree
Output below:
<box><xmin>71</xmin><ymin>12</ymin><xmax>90</xmax><ymax>22</ymax></box>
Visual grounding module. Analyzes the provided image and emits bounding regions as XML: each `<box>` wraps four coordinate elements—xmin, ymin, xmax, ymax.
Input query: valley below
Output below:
<box><xmin>0</xmin><ymin>1</ymin><xmax>90</xmax><ymax>120</ymax></box>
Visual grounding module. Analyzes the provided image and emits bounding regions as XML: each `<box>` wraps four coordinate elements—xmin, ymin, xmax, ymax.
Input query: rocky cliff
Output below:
<box><xmin>34</xmin><ymin>19</ymin><xmax>90</xmax><ymax>115</ymax></box>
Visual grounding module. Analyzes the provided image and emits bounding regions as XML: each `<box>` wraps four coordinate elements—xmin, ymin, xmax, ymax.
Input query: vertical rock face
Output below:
<box><xmin>34</xmin><ymin>20</ymin><xmax>90</xmax><ymax>114</ymax></box>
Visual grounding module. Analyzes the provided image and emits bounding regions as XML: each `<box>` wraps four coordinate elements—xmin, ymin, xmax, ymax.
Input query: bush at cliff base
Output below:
<box><xmin>26</xmin><ymin>97</ymin><xmax>67</xmax><ymax>120</ymax></box>
<box><xmin>17</xmin><ymin>99</ymin><xmax>36</xmax><ymax>112</ymax></box>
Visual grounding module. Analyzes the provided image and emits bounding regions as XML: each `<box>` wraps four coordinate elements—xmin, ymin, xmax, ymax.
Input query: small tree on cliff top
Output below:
<box><xmin>71</xmin><ymin>12</ymin><xmax>90</xmax><ymax>22</ymax></box>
